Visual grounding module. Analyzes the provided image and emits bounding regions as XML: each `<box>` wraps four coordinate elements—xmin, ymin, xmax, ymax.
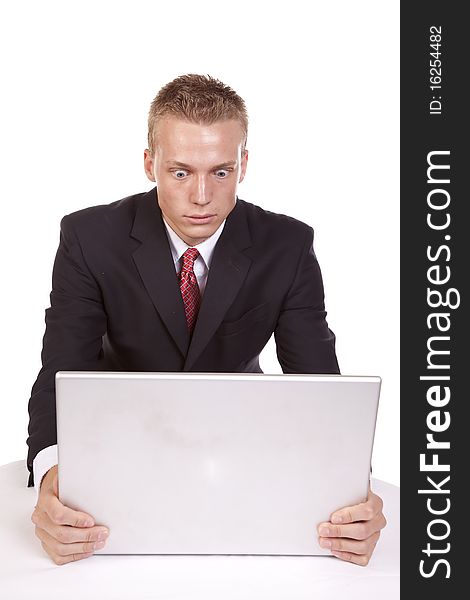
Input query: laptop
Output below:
<box><xmin>56</xmin><ymin>372</ymin><xmax>381</xmax><ymax>555</ymax></box>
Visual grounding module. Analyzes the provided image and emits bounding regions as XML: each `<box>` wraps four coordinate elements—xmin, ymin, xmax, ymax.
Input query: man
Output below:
<box><xmin>28</xmin><ymin>74</ymin><xmax>386</xmax><ymax>566</ymax></box>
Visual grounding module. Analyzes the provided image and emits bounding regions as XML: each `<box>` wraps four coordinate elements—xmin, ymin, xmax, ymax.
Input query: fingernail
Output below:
<box><xmin>319</xmin><ymin>527</ymin><xmax>330</xmax><ymax>536</ymax></box>
<box><xmin>332</xmin><ymin>515</ymin><xmax>343</xmax><ymax>523</ymax></box>
<box><xmin>97</xmin><ymin>529</ymin><xmax>109</xmax><ymax>541</ymax></box>
<box><xmin>320</xmin><ymin>539</ymin><xmax>332</xmax><ymax>548</ymax></box>
<box><xmin>94</xmin><ymin>540</ymin><xmax>106</xmax><ymax>550</ymax></box>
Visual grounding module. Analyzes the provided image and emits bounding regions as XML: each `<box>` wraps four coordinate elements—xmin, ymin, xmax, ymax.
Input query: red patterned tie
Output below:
<box><xmin>179</xmin><ymin>247</ymin><xmax>201</xmax><ymax>334</ymax></box>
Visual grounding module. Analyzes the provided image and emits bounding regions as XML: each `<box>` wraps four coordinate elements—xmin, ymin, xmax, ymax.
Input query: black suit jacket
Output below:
<box><xmin>26</xmin><ymin>187</ymin><xmax>339</xmax><ymax>486</ymax></box>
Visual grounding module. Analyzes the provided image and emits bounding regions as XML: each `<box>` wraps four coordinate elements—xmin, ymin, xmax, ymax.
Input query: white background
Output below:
<box><xmin>0</xmin><ymin>1</ymin><xmax>399</xmax><ymax>485</ymax></box>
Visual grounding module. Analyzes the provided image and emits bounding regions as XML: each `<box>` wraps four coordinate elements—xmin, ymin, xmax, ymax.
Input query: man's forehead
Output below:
<box><xmin>155</xmin><ymin>117</ymin><xmax>244</xmax><ymax>144</ymax></box>
<box><xmin>153</xmin><ymin>118</ymin><xmax>245</xmax><ymax>164</ymax></box>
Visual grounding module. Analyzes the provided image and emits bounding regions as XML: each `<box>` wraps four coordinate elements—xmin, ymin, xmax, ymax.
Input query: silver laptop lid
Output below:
<box><xmin>56</xmin><ymin>372</ymin><xmax>380</xmax><ymax>555</ymax></box>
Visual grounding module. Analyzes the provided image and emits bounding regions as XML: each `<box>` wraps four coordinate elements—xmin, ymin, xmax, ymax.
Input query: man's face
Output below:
<box><xmin>144</xmin><ymin>117</ymin><xmax>248</xmax><ymax>246</ymax></box>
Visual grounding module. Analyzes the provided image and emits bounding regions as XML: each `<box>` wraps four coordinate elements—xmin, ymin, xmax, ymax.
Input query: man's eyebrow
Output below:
<box><xmin>165</xmin><ymin>160</ymin><xmax>237</xmax><ymax>169</ymax></box>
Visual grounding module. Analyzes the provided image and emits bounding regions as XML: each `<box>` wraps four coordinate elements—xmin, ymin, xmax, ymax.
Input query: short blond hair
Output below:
<box><xmin>147</xmin><ymin>73</ymin><xmax>248</xmax><ymax>156</ymax></box>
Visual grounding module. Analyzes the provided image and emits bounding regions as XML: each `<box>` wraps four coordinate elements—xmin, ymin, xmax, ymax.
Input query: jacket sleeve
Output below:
<box><xmin>26</xmin><ymin>215</ymin><xmax>107</xmax><ymax>487</ymax></box>
<box><xmin>274</xmin><ymin>226</ymin><xmax>340</xmax><ymax>375</ymax></box>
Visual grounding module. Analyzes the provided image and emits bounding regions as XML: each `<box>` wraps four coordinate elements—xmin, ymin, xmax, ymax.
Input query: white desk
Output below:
<box><xmin>0</xmin><ymin>461</ymin><xmax>399</xmax><ymax>599</ymax></box>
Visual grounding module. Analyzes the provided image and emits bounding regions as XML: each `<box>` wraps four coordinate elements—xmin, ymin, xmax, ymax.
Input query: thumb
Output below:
<box><xmin>52</xmin><ymin>471</ymin><xmax>59</xmax><ymax>497</ymax></box>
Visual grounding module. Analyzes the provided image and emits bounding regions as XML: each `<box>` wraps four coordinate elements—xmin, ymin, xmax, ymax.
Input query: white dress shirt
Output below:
<box><xmin>33</xmin><ymin>216</ymin><xmax>226</xmax><ymax>498</ymax></box>
<box><xmin>162</xmin><ymin>216</ymin><xmax>226</xmax><ymax>295</ymax></box>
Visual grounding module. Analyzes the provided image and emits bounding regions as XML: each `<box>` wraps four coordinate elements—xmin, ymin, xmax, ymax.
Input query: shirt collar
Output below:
<box><xmin>162</xmin><ymin>216</ymin><xmax>226</xmax><ymax>269</ymax></box>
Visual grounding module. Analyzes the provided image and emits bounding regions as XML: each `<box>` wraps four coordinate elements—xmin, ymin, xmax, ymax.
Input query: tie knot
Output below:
<box><xmin>181</xmin><ymin>247</ymin><xmax>199</xmax><ymax>270</ymax></box>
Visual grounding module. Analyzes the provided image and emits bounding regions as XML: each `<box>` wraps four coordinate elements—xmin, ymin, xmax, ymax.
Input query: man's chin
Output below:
<box><xmin>179</xmin><ymin>222</ymin><xmax>218</xmax><ymax>246</ymax></box>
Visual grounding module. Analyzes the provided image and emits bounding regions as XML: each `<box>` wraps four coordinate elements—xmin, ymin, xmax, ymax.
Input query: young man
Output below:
<box><xmin>28</xmin><ymin>74</ymin><xmax>386</xmax><ymax>566</ymax></box>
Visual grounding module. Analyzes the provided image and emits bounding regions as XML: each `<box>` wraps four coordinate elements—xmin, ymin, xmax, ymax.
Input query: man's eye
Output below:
<box><xmin>215</xmin><ymin>169</ymin><xmax>229</xmax><ymax>178</ymax></box>
<box><xmin>173</xmin><ymin>170</ymin><xmax>188</xmax><ymax>179</ymax></box>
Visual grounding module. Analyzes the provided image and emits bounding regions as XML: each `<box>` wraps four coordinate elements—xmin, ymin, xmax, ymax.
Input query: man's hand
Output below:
<box><xmin>317</xmin><ymin>487</ymin><xmax>386</xmax><ymax>566</ymax></box>
<box><xmin>31</xmin><ymin>465</ymin><xmax>109</xmax><ymax>565</ymax></box>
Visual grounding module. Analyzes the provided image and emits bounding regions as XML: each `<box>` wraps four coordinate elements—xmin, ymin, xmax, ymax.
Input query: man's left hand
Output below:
<box><xmin>317</xmin><ymin>487</ymin><xmax>386</xmax><ymax>566</ymax></box>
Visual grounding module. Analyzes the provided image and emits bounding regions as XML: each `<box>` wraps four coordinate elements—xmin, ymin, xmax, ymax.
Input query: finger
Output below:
<box><xmin>51</xmin><ymin>523</ymin><xmax>109</xmax><ymax>545</ymax></box>
<box><xmin>43</xmin><ymin>521</ymin><xmax>109</xmax><ymax>545</ymax></box>
<box><xmin>317</xmin><ymin>520</ymin><xmax>376</xmax><ymax>540</ymax></box>
<box><xmin>36</xmin><ymin>526</ymin><xmax>107</xmax><ymax>557</ymax></box>
<box><xmin>318</xmin><ymin>509</ymin><xmax>387</xmax><ymax>540</ymax></box>
<box><xmin>330</xmin><ymin>549</ymin><xmax>370</xmax><ymax>567</ymax></box>
<box><xmin>331</xmin><ymin>491</ymin><xmax>383</xmax><ymax>524</ymax></box>
<box><xmin>32</xmin><ymin>508</ymin><xmax>108</xmax><ymax>544</ymax></box>
<box><xmin>319</xmin><ymin>531</ymin><xmax>381</xmax><ymax>555</ymax></box>
<box><xmin>40</xmin><ymin>541</ymin><xmax>94</xmax><ymax>566</ymax></box>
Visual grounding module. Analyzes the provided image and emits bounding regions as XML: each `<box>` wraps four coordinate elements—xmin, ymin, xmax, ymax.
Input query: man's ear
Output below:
<box><xmin>239</xmin><ymin>149</ymin><xmax>249</xmax><ymax>183</ymax></box>
<box><xmin>143</xmin><ymin>149</ymin><xmax>156</xmax><ymax>182</ymax></box>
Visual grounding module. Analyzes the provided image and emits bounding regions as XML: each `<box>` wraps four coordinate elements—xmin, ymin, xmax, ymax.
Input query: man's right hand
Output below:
<box><xmin>31</xmin><ymin>465</ymin><xmax>109</xmax><ymax>565</ymax></box>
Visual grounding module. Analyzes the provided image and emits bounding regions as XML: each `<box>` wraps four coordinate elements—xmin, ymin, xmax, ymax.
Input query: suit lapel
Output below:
<box><xmin>131</xmin><ymin>188</ymin><xmax>190</xmax><ymax>358</ymax></box>
<box><xmin>184</xmin><ymin>199</ymin><xmax>252</xmax><ymax>371</ymax></box>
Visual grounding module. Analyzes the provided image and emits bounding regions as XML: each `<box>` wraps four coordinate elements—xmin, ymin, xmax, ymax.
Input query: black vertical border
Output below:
<box><xmin>401</xmin><ymin>2</ymin><xmax>466</xmax><ymax>595</ymax></box>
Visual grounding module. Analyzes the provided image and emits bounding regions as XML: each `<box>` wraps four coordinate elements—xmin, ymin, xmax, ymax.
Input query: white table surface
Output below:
<box><xmin>0</xmin><ymin>461</ymin><xmax>399</xmax><ymax>599</ymax></box>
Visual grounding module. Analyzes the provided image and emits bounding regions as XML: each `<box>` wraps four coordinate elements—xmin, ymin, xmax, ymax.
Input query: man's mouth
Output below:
<box><xmin>185</xmin><ymin>214</ymin><xmax>216</xmax><ymax>224</ymax></box>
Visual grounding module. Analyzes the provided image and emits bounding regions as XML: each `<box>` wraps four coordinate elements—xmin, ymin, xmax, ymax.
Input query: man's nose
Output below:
<box><xmin>191</xmin><ymin>174</ymin><xmax>211</xmax><ymax>204</ymax></box>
